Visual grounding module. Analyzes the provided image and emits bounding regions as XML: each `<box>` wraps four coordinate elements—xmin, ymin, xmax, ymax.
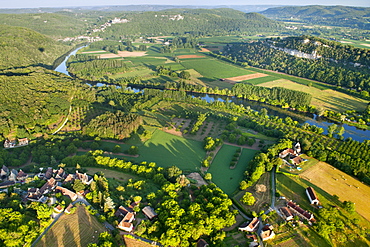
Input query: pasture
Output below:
<box><xmin>258</xmin><ymin>79</ymin><xmax>367</xmax><ymax>112</ymax></box>
<box><xmin>180</xmin><ymin>58</ymin><xmax>254</xmax><ymax>80</ymax></box>
<box><xmin>301</xmin><ymin>161</ymin><xmax>370</xmax><ymax>222</ymax></box>
<box><xmin>208</xmin><ymin>145</ymin><xmax>257</xmax><ymax>195</ymax></box>
<box><xmin>35</xmin><ymin>205</ymin><xmax>106</xmax><ymax>247</ymax></box>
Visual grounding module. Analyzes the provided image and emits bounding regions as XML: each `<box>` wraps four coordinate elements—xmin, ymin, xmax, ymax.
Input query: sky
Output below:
<box><xmin>0</xmin><ymin>0</ymin><xmax>369</xmax><ymax>9</ymax></box>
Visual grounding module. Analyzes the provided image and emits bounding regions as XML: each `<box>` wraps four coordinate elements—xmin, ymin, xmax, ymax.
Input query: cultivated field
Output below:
<box><xmin>123</xmin><ymin>236</ymin><xmax>154</xmax><ymax>247</ymax></box>
<box><xmin>259</xmin><ymin>79</ymin><xmax>367</xmax><ymax>112</ymax></box>
<box><xmin>177</xmin><ymin>55</ymin><xmax>205</xmax><ymax>59</ymax></box>
<box><xmin>35</xmin><ymin>205</ymin><xmax>106</xmax><ymax>247</ymax></box>
<box><xmin>225</xmin><ymin>72</ymin><xmax>268</xmax><ymax>82</ymax></box>
<box><xmin>99</xmin><ymin>51</ymin><xmax>147</xmax><ymax>59</ymax></box>
<box><xmin>180</xmin><ymin>58</ymin><xmax>254</xmax><ymax>80</ymax></box>
<box><xmin>301</xmin><ymin>161</ymin><xmax>370</xmax><ymax>221</ymax></box>
<box><xmin>208</xmin><ymin>145</ymin><xmax>257</xmax><ymax>195</ymax></box>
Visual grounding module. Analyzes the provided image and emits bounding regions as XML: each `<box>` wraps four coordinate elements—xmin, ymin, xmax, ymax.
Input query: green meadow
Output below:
<box><xmin>208</xmin><ymin>145</ymin><xmax>257</xmax><ymax>195</ymax></box>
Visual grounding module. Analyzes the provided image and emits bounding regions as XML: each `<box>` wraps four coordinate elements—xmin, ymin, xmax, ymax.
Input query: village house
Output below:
<box><xmin>8</xmin><ymin>169</ymin><xmax>18</xmax><ymax>182</ymax></box>
<box><xmin>16</xmin><ymin>170</ymin><xmax>28</xmax><ymax>181</ymax></box>
<box><xmin>306</xmin><ymin>187</ymin><xmax>320</xmax><ymax>205</ymax></box>
<box><xmin>280</xmin><ymin>207</ymin><xmax>293</xmax><ymax>221</ymax></box>
<box><xmin>55</xmin><ymin>186</ymin><xmax>78</xmax><ymax>201</ymax></box>
<box><xmin>246</xmin><ymin>234</ymin><xmax>258</xmax><ymax>242</ymax></box>
<box><xmin>54</xmin><ymin>205</ymin><xmax>64</xmax><ymax>213</ymax></box>
<box><xmin>239</xmin><ymin>217</ymin><xmax>260</xmax><ymax>232</ymax></box>
<box><xmin>18</xmin><ymin>138</ymin><xmax>29</xmax><ymax>146</ymax></box>
<box><xmin>260</xmin><ymin>225</ymin><xmax>275</xmax><ymax>241</ymax></box>
<box><xmin>3</xmin><ymin>139</ymin><xmax>16</xmax><ymax>148</ymax></box>
<box><xmin>44</xmin><ymin>167</ymin><xmax>53</xmax><ymax>180</ymax></box>
<box><xmin>116</xmin><ymin>205</ymin><xmax>135</xmax><ymax>232</ymax></box>
<box><xmin>287</xmin><ymin>201</ymin><xmax>314</xmax><ymax>221</ymax></box>
<box><xmin>142</xmin><ymin>206</ymin><xmax>157</xmax><ymax>220</ymax></box>
<box><xmin>54</xmin><ymin>168</ymin><xmax>67</xmax><ymax>181</ymax></box>
<box><xmin>0</xmin><ymin>165</ymin><xmax>9</xmax><ymax>180</ymax></box>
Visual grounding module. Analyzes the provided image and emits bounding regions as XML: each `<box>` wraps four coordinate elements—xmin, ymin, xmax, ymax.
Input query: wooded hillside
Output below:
<box><xmin>261</xmin><ymin>5</ymin><xmax>370</xmax><ymax>29</ymax></box>
<box><xmin>0</xmin><ymin>25</ymin><xmax>70</xmax><ymax>69</ymax></box>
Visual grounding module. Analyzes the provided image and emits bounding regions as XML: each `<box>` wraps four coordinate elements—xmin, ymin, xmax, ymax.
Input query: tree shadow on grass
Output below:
<box><xmin>63</xmin><ymin>220</ymin><xmax>78</xmax><ymax>247</ymax></box>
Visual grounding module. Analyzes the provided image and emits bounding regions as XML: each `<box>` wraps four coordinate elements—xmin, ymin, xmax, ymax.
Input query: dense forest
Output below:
<box><xmin>0</xmin><ymin>25</ymin><xmax>70</xmax><ymax>69</ymax></box>
<box><xmin>261</xmin><ymin>5</ymin><xmax>370</xmax><ymax>30</ymax></box>
<box><xmin>0</xmin><ymin>67</ymin><xmax>94</xmax><ymax>140</ymax></box>
<box><xmin>221</xmin><ymin>38</ymin><xmax>370</xmax><ymax>93</ymax></box>
<box><xmin>93</xmin><ymin>9</ymin><xmax>284</xmax><ymax>39</ymax></box>
<box><xmin>0</xmin><ymin>12</ymin><xmax>89</xmax><ymax>38</ymax></box>
<box><xmin>83</xmin><ymin>111</ymin><xmax>142</xmax><ymax>139</ymax></box>
<box><xmin>232</xmin><ymin>83</ymin><xmax>312</xmax><ymax>108</ymax></box>
<box><xmin>68</xmin><ymin>56</ymin><xmax>130</xmax><ymax>80</ymax></box>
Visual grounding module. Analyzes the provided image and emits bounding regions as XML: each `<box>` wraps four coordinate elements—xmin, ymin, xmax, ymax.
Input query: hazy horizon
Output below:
<box><xmin>1</xmin><ymin>1</ymin><xmax>369</xmax><ymax>9</ymax></box>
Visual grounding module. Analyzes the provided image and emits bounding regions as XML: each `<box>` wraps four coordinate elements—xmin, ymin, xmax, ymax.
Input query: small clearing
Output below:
<box><xmin>187</xmin><ymin>172</ymin><xmax>208</xmax><ymax>187</ymax></box>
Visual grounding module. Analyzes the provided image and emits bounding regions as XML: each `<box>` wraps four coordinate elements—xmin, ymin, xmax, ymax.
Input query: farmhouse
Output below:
<box><xmin>239</xmin><ymin>217</ymin><xmax>260</xmax><ymax>232</ymax></box>
<box><xmin>260</xmin><ymin>225</ymin><xmax>275</xmax><ymax>241</ymax></box>
<box><xmin>76</xmin><ymin>170</ymin><xmax>93</xmax><ymax>185</ymax></box>
<box><xmin>280</xmin><ymin>207</ymin><xmax>293</xmax><ymax>221</ymax></box>
<box><xmin>287</xmin><ymin>201</ymin><xmax>314</xmax><ymax>221</ymax></box>
<box><xmin>291</xmin><ymin>156</ymin><xmax>304</xmax><ymax>166</ymax></box>
<box><xmin>117</xmin><ymin>221</ymin><xmax>133</xmax><ymax>232</ymax></box>
<box><xmin>279</xmin><ymin>148</ymin><xmax>295</xmax><ymax>158</ymax></box>
<box><xmin>3</xmin><ymin>139</ymin><xmax>16</xmax><ymax>148</ymax></box>
<box><xmin>306</xmin><ymin>187</ymin><xmax>320</xmax><ymax>205</ymax></box>
<box><xmin>142</xmin><ymin>206</ymin><xmax>157</xmax><ymax>220</ymax></box>
<box><xmin>116</xmin><ymin>205</ymin><xmax>136</xmax><ymax>232</ymax></box>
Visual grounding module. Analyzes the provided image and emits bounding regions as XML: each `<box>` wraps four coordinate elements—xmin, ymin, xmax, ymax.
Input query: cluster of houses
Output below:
<box><xmin>239</xmin><ymin>217</ymin><xmax>275</xmax><ymax>242</ymax></box>
<box><xmin>25</xmin><ymin>168</ymin><xmax>92</xmax><ymax>204</ymax></box>
<box><xmin>0</xmin><ymin>165</ymin><xmax>29</xmax><ymax>189</ymax></box>
<box><xmin>3</xmin><ymin>138</ymin><xmax>29</xmax><ymax>149</ymax></box>
<box><xmin>279</xmin><ymin>142</ymin><xmax>307</xmax><ymax>168</ymax></box>
<box><xmin>91</xmin><ymin>17</ymin><xmax>129</xmax><ymax>33</ymax></box>
<box><xmin>115</xmin><ymin>203</ymin><xmax>157</xmax><ymax>232</ymax></box>
<box><xmin>279</xmin><ymin>187</ymin><xmax>319</xmax><ymax>224</ymax></box>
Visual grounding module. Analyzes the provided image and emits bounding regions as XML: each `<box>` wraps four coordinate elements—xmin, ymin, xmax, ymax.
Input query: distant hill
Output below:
<box><xmin>96</xmin><ymin>8</ymin><xmax>283</xmax><ymax>38</ymax></box>
<box><xmin>0</xmin><ymin>12</ymin><xmax>88</xmax><ymax>38</ymax></box>
<box><xmin>0</xmin><ymin>5</ymin><xmax>282</xmax><ymax>14</ymax></box>
<box><xmin>0</xmin><ymin>25</ymin><xmax>70</xmax><ymax>69</ymax></box>
<box><xmin>261</xmin><ymin>5</ymin><xmax>370</xmax><ymax>29</ymax></box>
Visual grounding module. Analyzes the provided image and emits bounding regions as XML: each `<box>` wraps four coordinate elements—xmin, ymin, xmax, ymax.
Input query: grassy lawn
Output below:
<box><xmin>241</xmin><ymin>75</ymin><xmax>281</xmax><ymax>85</ymax></box>
<box><xmin>85</xmin><ymin>167</ymin><xmax>141</xmax><ymax>183</ymax></box>
<box><xmin>279</xmin><ymin>154</ymin><xmax>319</xmax><ymax>175</ymax></box>
<box><xmin>233</xmin><ymin>172</ymin><xmax>271</xmax><ymax>213</ymax></box>
<box><xmin>35</xmin><ymin>205</ymin><xmax>106</xmax><ymax>247</ymax></box>
<box><xmin>258</xmin><ymin>79</ymin><xmax>367</xmax><ymax>112</ymax></box>
<box><xmin>180</xmin><ymin>58</ymin><xmax>254</xmax><ymax>80</ymax></box>
<box><xmin>126</xmin><ymin>129</ymin><xmax>206</xmax><ymax>172</ymax></box>
<box><xmin>340</xmin><ymin>39</ymin><xmax>370</xmax><ymax>49</ymax></box>
<box><xmin>208</xmin><ymin>145</ymin><xmax>257</xmax><ymax>195</ymax></box>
